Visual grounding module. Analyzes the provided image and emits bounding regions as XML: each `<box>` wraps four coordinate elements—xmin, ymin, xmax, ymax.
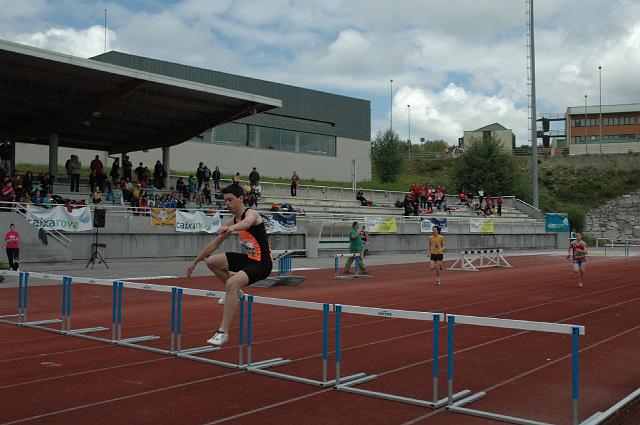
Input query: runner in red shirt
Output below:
<box><xmin>4</xmin><ymin>224</ymin><xmax>20</xmax><ymax>271</ymax></box>
<box><xmin>567</xmin><ymin>233</ymin><xmax>588</xmax><ymax>287</ymax></box>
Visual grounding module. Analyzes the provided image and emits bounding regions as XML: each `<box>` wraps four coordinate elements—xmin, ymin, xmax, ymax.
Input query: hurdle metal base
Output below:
<box><xmin>176</xmin><ymin>345</ymin><xmax>248</xmax><ymax>370</ymax></box>
<box><xmin>66</xmin><ymin>326</ymin><xmax>109</xmax><ymax>335</ymax></box>
<box><xmin>117</xmin><ymin>335</ymin><xmax>173</xmax><ymax>355</ymax></box>
<box><xmin>337</xmin><ymin>374</ymin><xmax>470</xmax><ymax>408</ymax></box>
<box><xmin>248</xmin><ymin>358</ymin><xmax>356</xmax><ymax>388</ymax></box>
<box><xmin>579</xmin><ymin>388</ymin><xmax>640</xmax><ymax>425</ymax></box>
<box><xmin>447</xmin><ymin>392</ymin><xmax>554</xmax><ymax>425</ymax></box>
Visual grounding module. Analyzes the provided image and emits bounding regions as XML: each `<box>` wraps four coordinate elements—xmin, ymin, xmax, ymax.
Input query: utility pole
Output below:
<box><xmin>526</xmin><ymin>0</ymin><xmax>539</xmax><ymax>208</ymax></box>
<box><xmin>390</xmin><ymin>79</ymin><xmax>394</xmax><ymax>132</ymax></box>
<box><xmin>407</xmin><ymin>104</ymin><xmax>411</xmax><ymax>160</ymax></box>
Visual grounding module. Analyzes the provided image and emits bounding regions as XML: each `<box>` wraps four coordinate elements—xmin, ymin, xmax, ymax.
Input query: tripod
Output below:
<box><xmin>86</xmin><ymin>227</ymin><xmax>109</xmax><ymax>269</ymax></box>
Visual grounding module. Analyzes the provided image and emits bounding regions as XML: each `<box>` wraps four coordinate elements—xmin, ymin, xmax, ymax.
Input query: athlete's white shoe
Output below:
<box><xmin>435</xmin><ymin>278</ymin><xmax>441</xmax><ymax>286</ymax></box>
<box><xmin>207</xmin><ymin>331</ymin><xmax>229</xmax><ymax>346</ymax></box>
<box><xmin>218</xmin><ymin>289</ymin><xmax>245</xmax><ymax>305</ymax></box>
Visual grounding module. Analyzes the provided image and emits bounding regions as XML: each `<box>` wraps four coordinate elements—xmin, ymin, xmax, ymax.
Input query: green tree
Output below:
<box><xmin>451</xmin><ymin>136</ymin><xmax>527</xmax><ymax>197</ymax></box>
<box><xmin>371</xmin><ymin>129</ymin><xmax>404</xmax><ymax>183</ymax></box>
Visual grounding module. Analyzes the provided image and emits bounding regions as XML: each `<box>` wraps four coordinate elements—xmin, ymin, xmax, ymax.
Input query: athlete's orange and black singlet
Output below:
<box><xmin>225</xmin><ymin>208</ymin><xmax>273</xmax><ymax>284</ymax></box>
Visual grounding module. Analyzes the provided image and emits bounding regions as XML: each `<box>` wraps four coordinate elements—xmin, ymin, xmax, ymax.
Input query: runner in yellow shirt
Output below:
<box><xmin>429</xmin><ymin>226</ymin><xmax>445</xmax><ymax>285</ymax></box>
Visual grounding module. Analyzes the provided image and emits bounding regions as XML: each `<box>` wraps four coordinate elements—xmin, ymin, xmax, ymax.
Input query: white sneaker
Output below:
<box><xmin>207</xmin><ymin>331</ymin><xmax>229</xmax><ymax>346</ymax></box>
<box><xmin>218</xmin><ymin>289</ymin><xmax>245</xmax><ymax>305</ymax></box>
<box><xmin>435</xmin><ymin>278</ymin><xmax>441</xmax><ymax>286</ymax></box>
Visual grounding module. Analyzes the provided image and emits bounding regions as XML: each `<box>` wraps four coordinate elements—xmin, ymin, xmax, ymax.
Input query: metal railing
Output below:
<box><xmin>7</xmin><ymin>202</ymin><xmax>72</xmax><ymax>247</ymax></box>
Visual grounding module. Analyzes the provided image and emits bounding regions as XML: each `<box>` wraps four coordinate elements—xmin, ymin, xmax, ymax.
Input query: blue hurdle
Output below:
<box><xmin>0</xmin><ymin>270</ymin><xmax>26</xmax><ymax>323</ymax></box>
<box><xmin>334</xmin><ymin>304</ymin><xmax>469</xmax><ymax>408</ymax></box>
<box><xmin>246</xmin><ymin>295</ymin><xmax>364</xmax><ymax>387</ymax></box>
<box><xmin>444</xmin><ymin>314</ymin><xmax>586</xmax><ymax>425</ymax></box>
<box><xmin>174</xmin><ymin>287</ymin><xmax>248</xmax><ymax>370</ymax></box>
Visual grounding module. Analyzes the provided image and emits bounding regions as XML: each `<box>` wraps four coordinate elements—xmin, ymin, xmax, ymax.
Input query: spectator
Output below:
<box><xmin>42</xmin><ymin>193</ymin><xmax>53</xmax><ymax>208</ymax></box>
<box><xmin>496</xmin><ymin>196</ymin><xmax>503</xmax><ymax>217</ymax></box>
<box><xmin>123</xmin><ymin>155</ymin><xmax>133</xmax><ymax>181</ymax></box>
<box><xmin>31</xmin><ymin>190</ymin><xmax>43</xmax><ymax>206</ymax></box>
<box><xmin>176</xmin><ymin>177</ymin><xmax>187</xmax><ymax>196</ymax></box>
<box><xmin>232</xmin><ymin>172</ymin><xmax>241</xmax><ymax>185</ymax></box>
<box><xmin>1</xmin><ymin>180</ymin><xmax>15</xmax><ymax>205</ymax></box>
<box><xmin>290</xmin><ymin>171</ymin><xmax>300</xmax><ymax>196</ymax></box>
<box><xmin>91</xmin><ymin>187</ymin><xmax>102</xmax><ymax>204</ymax></box>
<box><xmin>196</xmin><ymin>162</ymin><xmax>205</xmax><ymax>190</ymax></box>
<box><xmin>138</xmin><ymin>195</ymin><xmax>149</xmax><ymax>216</ymax></box>
<box><xmin>420</xmin><ymin>184</ymin><xmax>428</xmax><ymax>209</ymax></box>
<box><xmin>203</xmin><ymin>164</ymin><xmax>212</xmax><ymax>184</ymax></box>
<box><xmin>212</xmin><ymin>166</ymin><xmax>221</xmax><ymax>191</ymax></box>
<box><xmin>249</xmin><ymin>167</ymin><xmax>260</xmax><ymax>186</ymax></box>
<box><xmin>67</xmin><ymin>155</ymin><xmax>81</xmax><ymax>192</ymax></box>
<box><xmin>356</xmin><ymin>188</ymin><xmax>371</xmax><ymax>206</ymax></box>
<box><xmin>153</xmin><ymin>160</ymin><xmax>166</xmax><ymax>189</ymax></box>
<box><xmin>202</xmin><ymin>181</ymin><xmax>212</xmax><ymax>204</ymax></box>
<box><xmin>435</xmin><ymin>188</ymin><xmax>443</xmax><ymax>210</ymax></box>
<box><xmin>135</xmin><ymin>162</ymin><xmax>146</xmax><ymax>182</ymax></box>
<box><xmin>4</xmin><ymin>223</ymin><xmax>20</xmax><ymax>271</ymax></box>
<box><xmin>188</xmin><ymin>175</ymin><xmax>197</xmax><ymax>202</ymax></box>
<box><xmin>252</xmin><ymin>183</ymin><xmax>262</xmax><ymax>205</ymax></box>
<box><xmin>89</xmin><ymin>169</ymin><xmax>99</xmax><ymax>192</ymax></box>
<box><xmin>90</xmin><ymin>155</ymin><xmax>104</xmax><ymax>174</ymax></box>
<box><xmin>23</xmin><ymin>171</ymin><xmax>34</xmax><ymax>194</ymax></box>
<box><xmin>361</xmin><ymin>225</ymin><xmax>370</xmax><ymax>257</ymax></box>
<box><xmin>478</xmin><ymin>189</ymin><xmax>484</xmax><ymax>207</ymax></box>
<box><xmin>343</xmin><ymin>221</ymin><xmax>369</xmax><ymax>275</ymax></box>
<box><xmin>110</xmin><ymin>158</ymin><xmax>120</xmax><ymax>183</ymax></box>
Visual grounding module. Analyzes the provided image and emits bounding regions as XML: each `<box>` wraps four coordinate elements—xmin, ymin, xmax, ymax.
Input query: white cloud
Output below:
<box><xmin>1</xmin><ymin>0</ymin><xmax>640</xmax><ymax>146</ymax></box>
<box><xmin>392</xmin><ymin>84</ymin><xmax>529</xmax><ymax>144</ymax></box>
<box><xmin>12</xmin><ymin>25</ymin><xmax>116</xmax><ymax>58</ymax></box>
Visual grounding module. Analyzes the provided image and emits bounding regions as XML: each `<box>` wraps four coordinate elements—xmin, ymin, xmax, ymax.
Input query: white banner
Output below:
<box><xmin>26</xmin><ymin>205</ymin><xmax>93</xmax><ymax>232</ymax></box>
<box><xmin>365</xmin><ymin>216</ymin><xmax>398</xmax><ymax>233</ymax></box>
<box><xmin>175</xmin><ymin>210</ymin><xmax>222</xmax><ymax>233</ymax></box>
<box><xmin>261</xmin><ymin>213</ymin><xmax>297</xmax><ymax>233</ymax></box>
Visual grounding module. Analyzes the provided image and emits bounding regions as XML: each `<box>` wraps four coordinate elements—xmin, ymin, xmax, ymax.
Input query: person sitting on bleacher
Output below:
<box><xmin>356</xmin><ymin>188</ymin><xmax>372</xmax><ymax>206</ymax></box>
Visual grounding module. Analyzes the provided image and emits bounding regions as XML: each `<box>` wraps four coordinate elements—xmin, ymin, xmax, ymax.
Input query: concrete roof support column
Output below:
<box><xmin>162</xmin><ymin>146</ymin><xmax>170</xmax><ymax>189</ymax></box>
<box><xmin>49</xmin><ymin>133</ymin><xmax>59</xmax><ymax>181</ymax></box>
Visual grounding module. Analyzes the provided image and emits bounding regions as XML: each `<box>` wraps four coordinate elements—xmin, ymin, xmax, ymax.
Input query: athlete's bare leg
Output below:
<box><xmin>219</xmin><ymin>271</ymin><xmax>250</xmax><ymax>333</ymax></box>
<box><xmin>206</xmin><ymin>254</ymin><xmax>231</xmax><ymax>284</ymax></box>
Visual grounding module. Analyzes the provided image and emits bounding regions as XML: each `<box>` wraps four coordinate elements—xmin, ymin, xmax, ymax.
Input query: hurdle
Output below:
<box><xmin>174</xmin><ymin>288</ymin><xmax>248</xmax><ymax>370</ymax></box>
<box><xmin>334</xmin><ymin>253</ymin><xmax>373</xmax><ymax>280</ymax></box>
<box><xmin>246</xmin><ymin>295</ymin><xmax>364</xmax><ymax>387</ymax></box>
<box><xmin>580</xmin><ymin>388</ymin><xmax>640</xmax><ymax>425</ymax></box>
<box><xmin>111</xmin><ymin>280</ymin><xmax>174</xmax><ymax>355</ymax></box>
<box><xmin>447</xmin><ymin>248</ymin><xmax>512</xmax><ymax>272</ymax></box>
<box><xmin>0</xmin><ymin>271</ymin><xmax>63</xmax><ymax>331</ymax></box>
<box><xmin>252</xmin><ymin>249</ymin><xmax>307</xmax><ymax>288</ymax></box>
<box><xmin>445</xmin><ymin>314</ymin><xmax>585</xmax><ymax>425</ymax></box>
<box><xmin>334</xmin><ymin>304</ymin><xmax>470</xmax><ymax>408</ymax></box>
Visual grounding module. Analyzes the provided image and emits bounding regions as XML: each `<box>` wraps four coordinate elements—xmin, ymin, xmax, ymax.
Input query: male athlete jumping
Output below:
<box><xmin>187</xmin><ymin>184</ymin><xmax>272</xmax><ymax>346</ymax></box>
<box><xmin>567</xmin><ymin>232</ymin><xmax>587</xmax><ymax>287</ymax></box>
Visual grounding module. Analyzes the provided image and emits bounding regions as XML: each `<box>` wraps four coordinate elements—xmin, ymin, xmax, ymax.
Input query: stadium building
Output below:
<box><xmin>7</xmin><ymin>42</ymin><xmax>371</xmax><ymax>182</ymax></box>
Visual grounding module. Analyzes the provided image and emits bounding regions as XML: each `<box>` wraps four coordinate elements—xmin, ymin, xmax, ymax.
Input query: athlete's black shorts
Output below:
<box><xmin>226</xmin><ymin>252</ymin><xmax>272</xmax><ymax>284</ymax></box>
<box><xmin>430</xmin><ymin>254</ymin><xmax>444</xmax><ymax>262</ymax></box>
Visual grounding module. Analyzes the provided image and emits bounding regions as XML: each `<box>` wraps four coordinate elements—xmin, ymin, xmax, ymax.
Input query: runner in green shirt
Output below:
<box><xmin>343</xmin><ymin>221</ymin><xmax>368</xmax><ymax>274</ymax></box>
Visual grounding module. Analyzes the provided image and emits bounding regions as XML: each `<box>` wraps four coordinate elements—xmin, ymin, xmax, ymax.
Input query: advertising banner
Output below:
<box><xmin>365</xmin><ymin>216</ymin><xmax>398</xmax><ymax>233</ymax></box>
<box><xmin>26</xmin><ymin>205</ymin><xmax>93</xmax><ymax>232</ymax></box>
<box><xmin>420</xmin><ymin>217</ymin><xmax>449</xmax><ymax>233</ymax></box>
<box><xmin>545</xmin><ymin>213</ymin><xmax>570</xmax><ymax>233</ymax></box>
<box><xmin>175</xmin><ymin>210</ymin><xmax>222</xmax><ymax>233</ymax></box>
<box><xmin>470</xmin><ymin>218</ymin><xmax>495</xmax><ymax>234</ymax></box>
<box><xmin>150</xmin><ymin>208</ymin><xmax>176</xmax><ymax>227</ymax></box>
<box><xmin>262</xmin><ymin>213</ymin><xmax>297</xmax><ymax>233</ymax></box>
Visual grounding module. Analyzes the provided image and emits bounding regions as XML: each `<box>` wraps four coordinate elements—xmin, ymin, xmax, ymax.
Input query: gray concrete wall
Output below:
<box><xmin>16</xmin><ymin>136</ymin><xmax>372</xmax><ymax>182</ymax></box>
<box><xmin>0</xmin><ymin>211</ymin><xmax>564</xmax><ymax>264</ymax></box>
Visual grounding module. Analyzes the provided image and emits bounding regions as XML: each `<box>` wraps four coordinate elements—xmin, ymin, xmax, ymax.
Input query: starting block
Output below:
<box><xmin>334</xmin><ymin>253</ymin><xmax>373</xmax><ymax>280</ymax></box>
<box><xmin>447</xmin><ymin>248</ymin><xmax>512</xmax><ymax>272</ymax></box>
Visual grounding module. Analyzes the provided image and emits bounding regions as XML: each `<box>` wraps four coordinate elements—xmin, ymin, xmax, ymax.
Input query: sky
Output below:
<box><xmin>2</xmin><ymin>0</ymin><xmax>640</xmax><ymax>146</ymax></box>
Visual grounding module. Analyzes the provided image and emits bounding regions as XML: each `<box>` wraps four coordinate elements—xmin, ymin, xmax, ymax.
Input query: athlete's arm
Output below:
<box><xmin>186</xmin><ymin>218</ymin><xmax>234</xmax><ymax>277</ymax></box>
<box><xmin>441</xmin><ymin>238</ymin><xmax>446</xmax><ymax>253</ymax></box>
<box><xmin>428</xmin><ymin>236</ymin><xmax>432</xmax><ymax>252</ymax></box>
<box><xmin>567</xmin><ymin>242</ymin><xmax>573</xmax><ymax>259</ymax></box>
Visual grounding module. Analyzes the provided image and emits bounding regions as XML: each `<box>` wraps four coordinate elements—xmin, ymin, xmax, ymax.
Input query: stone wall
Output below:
<box><xmin>585</xmin><ymin>191</ymin><xmax>640</xmax><ymax>240</ymax></box>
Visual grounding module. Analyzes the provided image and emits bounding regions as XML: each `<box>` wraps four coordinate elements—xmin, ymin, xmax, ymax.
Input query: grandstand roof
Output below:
<box><xmin>0</xmin><ymin>39</ymin><xmax>282</xmax><ymax>153</ymax></box>
<box><xmin>473</xmin><ymin>123</ymin><xmax>509</xmax><ymax>132</ymax></box>
<box><xmin>566</xmin><ymin>103</ymin><xmax>640</xmax><ymax>115</ymax></box>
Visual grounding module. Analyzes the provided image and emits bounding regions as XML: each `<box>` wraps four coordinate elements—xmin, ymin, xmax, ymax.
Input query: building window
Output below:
<box><xmin>260</xmin><ymin>126</ymin><xmax>280</xmax><ymax>150</ymax></box>
<box><xmin>317</xmin><ymin>134</ymin><xmax>336</xmax><ymax>156</ymax></box>
<box><xmin>280</xmin><ymin>129</ymin><xmax>297</xmax><ymax>152</ymax></box>
<box><xmin>482</xmin><ymin>131</ymin><xmax>492</xmax><ymax>143</ymax></box>
<box><xmin>299</xmin><ymin>132</ymin><xmax>317</xmax><ymax>154</ymax></box>
<box><xmin>214</xmin><ymin>123</ymin><xmax>239</xmax><ymax>145</ymax></box>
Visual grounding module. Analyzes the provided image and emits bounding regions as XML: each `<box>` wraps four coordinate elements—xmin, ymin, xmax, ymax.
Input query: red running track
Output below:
<box><xmin>0</xmin><ymin>254</ymin><xmax>639</xmax><ymax>425</ymax></box>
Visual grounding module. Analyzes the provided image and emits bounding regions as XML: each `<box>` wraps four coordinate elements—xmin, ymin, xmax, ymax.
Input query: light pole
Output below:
<box><xmin>390</xmin><ymin>79</ymin><xmax>394</xmax><ymax>132</ymax></box>
<box><xmin>407</xmin><ymin>104</ymin><xmax>411</xmax><ymax>160</ymax></box>
<box><xmin>584</xmin><ymin>94</ymin><xmax>588</xmax><ymax>154</ymax></box>
<box><xmin>599</xmin><ymin>66</ymin><xmax>603</xmax><ymax>154</ymax></box>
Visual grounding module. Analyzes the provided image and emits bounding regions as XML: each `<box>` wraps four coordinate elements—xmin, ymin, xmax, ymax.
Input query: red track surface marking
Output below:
<box><xmin>0</xmin><ymin>255</ymin><xmax>638</xmax><ymax>424</ymax></box>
